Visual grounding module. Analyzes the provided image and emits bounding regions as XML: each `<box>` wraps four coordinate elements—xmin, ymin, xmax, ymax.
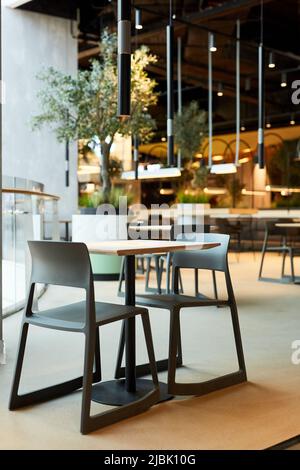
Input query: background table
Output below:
<box><xmin>87</xmin><ymin>239</ymin><xmax>219</xmax><ymax>406</ymax></box>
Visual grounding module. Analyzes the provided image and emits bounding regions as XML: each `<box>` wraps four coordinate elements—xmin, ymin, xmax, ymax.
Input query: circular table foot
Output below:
<box><xmin>91</xmin><ymin>378</ymin><xmax>173</xmax><ymax>406</ymax></box>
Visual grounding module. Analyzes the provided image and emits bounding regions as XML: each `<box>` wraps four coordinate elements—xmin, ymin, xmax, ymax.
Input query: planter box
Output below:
<box><xmin>72</xmin><ymin>214</ymin><xmax>128</xmax><ymax>280</ymax></box>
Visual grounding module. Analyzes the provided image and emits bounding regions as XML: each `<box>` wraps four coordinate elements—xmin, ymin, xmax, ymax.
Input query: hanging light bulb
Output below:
<box><xmin>281</xmin><ymin>72</ymin><xmax>287</xmax><ymax>87</ymax></box>
<box><xmin>209</xmin><ymin>33</ymin><xmax>217</xmax><ymax>52</ymax></box>
<box><xmin>290</xmin><ymin>115</ymin><xmax>296</xmax><ymax>125</ymax></box>
<box><xmin>268</xmin><ymin>51</ymin><xmax>275</xmax><ymax>68</ymax></box>
<box><xmin>266</xmin><ymin>118</ymin><xmax>271</xmax><ymax>128</ymax></box>
<box><xmin>217</xmin><ymin>82</ymin><xmax>223</xmax><ymax>96</ymax></box>
<box><xmin>241</xmin><ymin>123</ymin><xmax>246</xmax><ymax>131</ymax></box>
<box><xmin>135</xmin><ymin>9</ymin><xmax>143</xmax><ymax>29</ymax></box>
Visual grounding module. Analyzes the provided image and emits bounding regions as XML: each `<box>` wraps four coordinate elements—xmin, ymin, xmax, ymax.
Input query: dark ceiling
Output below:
<box><xmin>18</xmin><ymin>0</ymin><xmax>300</xmax><ymax>137</ymax></box>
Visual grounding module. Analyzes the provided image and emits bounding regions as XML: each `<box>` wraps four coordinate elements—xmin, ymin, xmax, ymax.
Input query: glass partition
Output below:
<box><xmin>2</xmin><ymin>176</ymin><xmax>59</xmax><ymax>316</ymax></box>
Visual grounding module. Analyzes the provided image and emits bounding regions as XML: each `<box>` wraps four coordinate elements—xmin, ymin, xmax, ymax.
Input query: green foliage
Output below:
<box><xmin>32</xmin><ymin>31</ymin><xmax>158</xmax><ymax>144</ymax></box>
<box><xmin>194</xmin><ymin>165</ymin><xmax>210</xmax><ymax>189</ymax></box>
<box><xmin>174</xmin><ymin>101</ymin><xmax>207</xmax><ymax>160</ymax></box>
<box><xmin>216</xmin><ymin>175</ymin><xmax>244</xmax><ymax>208</ymax></box>
<box><xmin>267</xmin><ymin>140</ymin><xmax>300</xmax><ymax>187</ymax></box>
<box><xmin>273</xmin><ymin>193</ymin><xmax>300</xmax><ymax>208</ymax></box>
<box><xmin>32</xmin><ymin>30</ymin><xmax>159</xmax><ymax>199</ymax></box>
<box><xmin>177</xmin><ymin>190</ymin><xmax>210</xmax><ymax>204</ymax></box>
<box><xmin>79</xmin><ymin>188</ymin><xmax>134</xmax><ymax>209</ymax></box>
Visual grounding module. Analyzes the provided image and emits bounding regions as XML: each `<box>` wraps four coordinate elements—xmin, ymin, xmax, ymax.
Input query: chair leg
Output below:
<box><xmin>281</xmin><ymin>251</ymin><xmax>287</xmax><ymax>278</ymax></box>
<box><xmin>141</xmin><ymin>312</ymin><xmax>159</xmax><ymax>388</ymax></box>
<box><xmin>229</xmin><ymin>300</ymin><xmax>247</xmax><ymax>375</ymax></box>
<box><xmin>154</xmin><ymin>256</ymin><xmax>161</xmax><ymax>294</ymax></box>
<box><xmin>9</xmin><ymin>323</ymin><xmax>101</xmax><ymax>411</ymax></box>
<box><xmin>114</xmin><ymin>321</ymin><xmax>126</xmax><ymax>379</ymax></box>
<box><xmin>117</xmin><ymin>257</ymin><xmax>125</xmax><ymax>295</ymax></box>
<box><xmin>159</xmin><ymin>256</ymin><xmax>165</xmax><ymax>292</ymax></box>
<box><xmin>114</xmin><ymin>312</ymin><xmax>183</xmax><ymax>379</ymax></box>
<box><xmin>94</xmin><ymin>327</ymin><xmax>101</xmax><ymax>382</ymax></box>
<box><xmin>166</xmin><ymin>253</ymin><xmax>172</xmax><ymax>294</ymax></box>
<box><xmin>167</xmin><ymin>310</ymin><xmax>180</xmax><ymax>392</ymax></box>
<box><xmin>145</xmin><ymin>257</ymin><xmax>151</xmax><ymax>291</ymax></box>
<box><xmin>212</xmin><ymin>270</ymin><xmax>218</xmax><ymax>300</ymax></box>
<box><xmin>194</xmin><ymin>269</ymin><xmax>199</xmax><ymax>296</ymax></box>
<box><xmin>167</xmin><ymin>302</ymin><xmax>247</xmax><ymax>396</ymax></box>
<box><xmin>80</xmin><ymin>330</ymin><xmax>96</xmax><ymax>434</ymax></box>
<box><xmin>9</xmin><ymin>323</ymin><xmax>29</xmax><ymax>410</ymax></box>
<box><xmin>290</xmin><ymin>250</ymin><xmax>296</xmax><ymax>283</ymax></box>
<box><xmin>258</xmin><ymin>239</ymin><xmax>267</xmax><ymax>279</ymax></box>
<box><xmin>178</xmin><ymin>268</ymin><xmax>184</xmax><ymax>294</ymax></box>
<box><xmin>82</xmin><ymin>318</ymin><xmax>159</xmax><ymax>435</ymax></box>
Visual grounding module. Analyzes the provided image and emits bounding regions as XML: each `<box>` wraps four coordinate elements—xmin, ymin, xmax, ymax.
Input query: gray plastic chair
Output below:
<box><xmin>258</xmin><ymin>220</ymin><xmax>292</xmax><ymax>279</ymax></box>
<box><xmin>135</xmin><ymin>233</ymin><xmax>247</xmax><ymax>396</ymax></box>
<box><xmin>9</xmin><ymin>241</ymin><xmax>159</xmax><ymax>434</ymax></box>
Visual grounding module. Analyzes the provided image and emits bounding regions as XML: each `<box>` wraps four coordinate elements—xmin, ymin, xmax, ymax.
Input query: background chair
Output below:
<box><xmin>9</xmin><ymin>241</ymin><xmax>159</xmax><ymax>434</ymax></box>
<box><xmin>258</xmin><ymin>220</ymin><xmax>291</xmax><ymax>279</ymax></box>
<box><xmin>135</xmin><ymin>233</ymin><xmax>247</xmax><ymax>396</ymax></box>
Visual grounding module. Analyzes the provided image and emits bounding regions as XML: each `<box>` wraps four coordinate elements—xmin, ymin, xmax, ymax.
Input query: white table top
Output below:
<box><xmin>87</xmin><ymin>240</ymin><xmax>219</xmax><ymax>256</ymax></box>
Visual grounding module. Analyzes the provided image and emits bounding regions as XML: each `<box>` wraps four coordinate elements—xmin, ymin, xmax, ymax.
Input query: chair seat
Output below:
<box><xmin>27</xmin><ymin>301</ymin><xmax>147</xmax><ymax>331</ymax></box>
<box><xmin>136</xmin><ymin>293</ymin><xmax>228</xmax><ymax>310</ymax></box>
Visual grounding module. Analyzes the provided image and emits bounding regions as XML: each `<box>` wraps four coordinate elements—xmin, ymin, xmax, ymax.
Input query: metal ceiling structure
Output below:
<box><xmin>15</xmin><ymin>0</ymin><xmax>300</xmax><ymax>136</ymax></box>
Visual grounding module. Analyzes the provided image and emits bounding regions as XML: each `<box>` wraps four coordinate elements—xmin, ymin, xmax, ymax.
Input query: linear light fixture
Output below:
<box><xmin>203</xmin><ymin>187</ymin><xmax>227</xmax><ymax>195</ymax></box>
<box><xmin>238</xmin><ymin>156</ymin><xmax>250</xmax><ymax>164</ymax></box>
<box><xmin>210</xmin><ymin>163</ymin><xmax>237</xmax><ymax>174</ymax></box>
<box><xmin>241</xmin><ymin>188</ymin><xmax>266</xmax><ymax>196</ymax></box>
<box><xmin>121</xmin><ymin>167</ymin><xmax>181</xmax><ymax>180</ymax></box>
<box><xmin>212</xmin><ymin>155</ymin><xmax>224</xmax><ymax>162</ymax></box>
<box><xmin>266</xmin><ymin>185</ymin><xmax>300</xmax><ymax>194</ymax></box>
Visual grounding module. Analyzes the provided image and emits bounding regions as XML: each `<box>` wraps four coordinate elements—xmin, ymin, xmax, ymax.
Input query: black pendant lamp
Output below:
<box><xmin>166</xmin><ymin>0</ymin><xmax>175</xmax><ymax>166</ymax></box>
<box><xmin>208</xmin><ymin>32</ymin><xmax>213</xmax><ymax>168</ymax></box>
<box><xmin>258</xmin><ymin>0</ymin><xmax>265</xmax><ymax>169</ymax></box>
<box><xmin>117</xmin><ymin>0</ymin><xmax>131</xmax><ymax>118</ymax></box>
<box><xmin>235</xmin><ymin>19</ymin><xmax>240</xmax><ymax>166</ymax></box>
<box><xmin>177</xmin><ymin>36</ymin><xmax>182</xmax><ymax>169</ymax></box>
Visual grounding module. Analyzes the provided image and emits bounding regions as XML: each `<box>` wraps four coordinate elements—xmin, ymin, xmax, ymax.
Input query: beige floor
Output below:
<box><xmin>1</xmin><ymin>252</ymin><xmax>300</xmax><ymax>450</ymax></box>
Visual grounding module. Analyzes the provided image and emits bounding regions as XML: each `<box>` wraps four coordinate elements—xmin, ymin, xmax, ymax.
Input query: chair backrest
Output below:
<box><xmin>28</xmin><ymin>241</ymin><xmax>93</xmax><ymax>290</ymax></box>
<box><xmin>265</xmin><ymin>219</ymin><xmax>289</xmax><ymax>236</ymax></box>
<box><xmin>172</xmin><ymin>233</ymin><xmax>230</xmax><ymax>272</ymax></box>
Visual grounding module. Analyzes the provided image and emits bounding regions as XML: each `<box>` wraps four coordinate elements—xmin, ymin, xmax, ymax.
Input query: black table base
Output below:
<box><xmin>91</xmin><ymin>379</ymin><xmax>172</xmax><ymax>406</ymax></box>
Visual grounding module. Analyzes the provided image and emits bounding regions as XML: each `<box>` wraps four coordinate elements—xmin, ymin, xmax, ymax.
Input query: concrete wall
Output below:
<box><xmin>2</xmin><ymin>2</ymin><xmax>78</xmax><ymax>219</ymax></box>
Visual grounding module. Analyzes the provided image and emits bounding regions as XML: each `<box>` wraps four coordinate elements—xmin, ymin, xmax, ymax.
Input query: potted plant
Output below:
<box><xmin>32</xmin><ymin>29</ymin><xmax>159</xmax><ymax>202</ymax></box>
<box><xmin>32</xmin><ymin>30</ymin><xmax>159</xmax><ymax>280</ymax></box>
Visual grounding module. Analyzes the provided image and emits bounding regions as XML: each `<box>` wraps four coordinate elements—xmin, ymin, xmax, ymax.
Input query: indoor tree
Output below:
<box><xmin>174</xmin><ymin>101</ymin><xmax>208</xmax><ymax>195</ymax></box>
<box><xmin>32</xmin><ymin>30</ymin><xmax>159</xmax><ymax>201</ymax></box>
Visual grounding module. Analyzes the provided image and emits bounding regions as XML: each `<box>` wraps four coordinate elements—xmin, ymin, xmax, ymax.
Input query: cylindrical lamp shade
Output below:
<box><xmin>135</xmin><ymin>9</ymin><xmax>142</xmax><ymax>29</ymax></box>
<box><xmin>208</xmin><ymin>33</ymin><xmax>213</xmax><ymax>168</ymax></box>
<box><xmin>117</xmin><ymin>0</ymin><xmax>131</xmax><ymax>118</ymax></box>
<box><xmin>258</xmin><ymin>43</ymin><xmax>265</xmax><ymax>169</ymax></box>
<box><xmin>167</xmin><ymin>24</ymin><xmax>175</xmax><ymax>166</ymax></box>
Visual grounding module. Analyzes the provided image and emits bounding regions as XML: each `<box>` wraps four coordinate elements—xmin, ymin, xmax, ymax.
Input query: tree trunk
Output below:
<box><xmin>100</xmin><ymin>141</ymin><xmax>112</xmax><ymax>201</ymax></box>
